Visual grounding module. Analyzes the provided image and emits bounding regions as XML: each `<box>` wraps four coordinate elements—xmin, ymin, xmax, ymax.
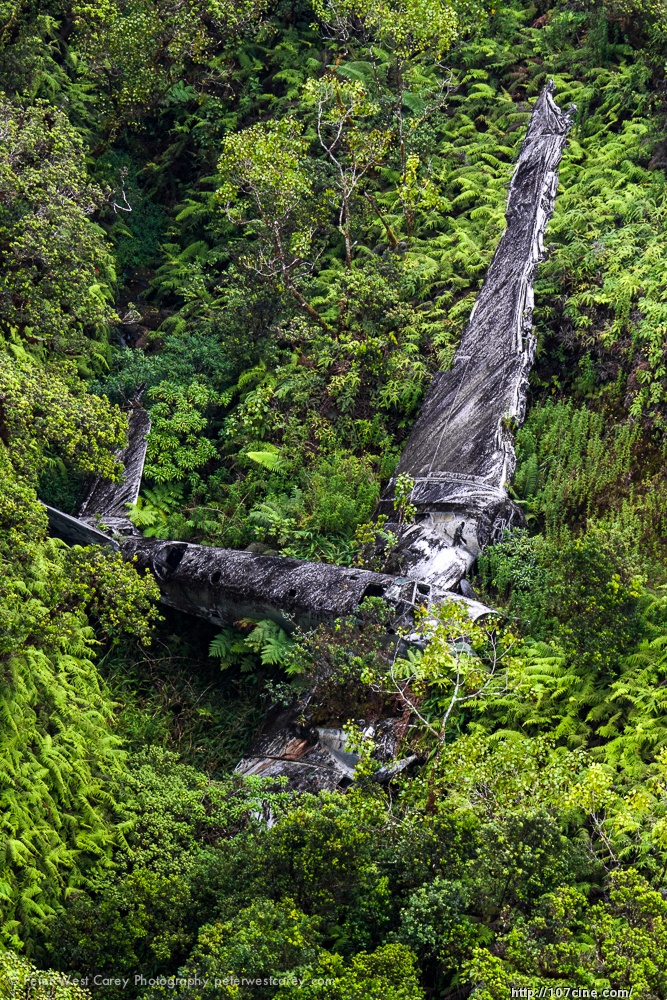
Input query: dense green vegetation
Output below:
<box><xmin>4</xmin><ymin>0</ymin><xmax>667</xmax><ymax>996</ymax></box>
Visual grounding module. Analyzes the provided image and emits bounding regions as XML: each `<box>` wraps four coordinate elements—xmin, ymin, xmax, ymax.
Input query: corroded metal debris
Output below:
<box><xmin>79</xmin><ymin>407</ymin><xmax>150</xmax><ymax>536</ymax></box>
<box><xmin>44</xmin><ymin>408</ymin><xmax>150</xmax><ymax>547</ymax></box>
<box><xmin>45</xmin><ymin>504</ymin><xmax>121</xmax><ymax>550</ymax></box>
<box><xmin>236</xmin><ymin>710</ymin><xmax>413</xmax><ymax>793</ymax></box>
<box><xmin>121</xmin><ymin>536</ymin><xmax>490</xmax><ymax>629</ymax></box>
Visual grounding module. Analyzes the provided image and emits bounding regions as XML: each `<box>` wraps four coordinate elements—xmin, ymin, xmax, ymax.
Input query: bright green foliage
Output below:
<box><xmin>0</xmin><ymin>613</ymin><xmax>125</xmax><ymax>949</ymax></box>
<box><xmin>243</xmin><ymin>453</ymin><xmax>381</xmax><ymax>562</ymax></box>
<box><xmin>303</xmin><ymin>75</ymin><xmax>391</xmax><ymax>264</ymax></box>
<box><xmin>512</xmin><ymin>397</ymin><xmax>667</xmax><ymax>574</ymax></box>
<box><xmin>367</xmin><ymin>599</ymin><xmax>518</xmax><ymax>750</ymax></box>
<box><xmin>63</xmin><ymin>547</ymin><xmax>161</xmax><ymax>645</ymax></box>
<box><xmin>0</xmin><ymin>350</ymin><xmax>126</xmax><ymax>482</ymax></box>
<box><xmin>311</xmin><ymin>0</ymin><xmax>460</xmax><ymax>59</ymax></box>
<box><xmin>216</xmin><ymin>119</ymin><xmax>322</xmax><ymax>322</ymax></box>
<box><xmin>0</xmin><ymin>147</ymin><xmax>158</xmax><ymax>947</ymax></box>
<box><xmin>49</xmin><ymin>748</ymin><xmax>294</xmax><ymax>983</ymax></box>
<box><xmin>218</xmin><ymin>119</ymin><xmax>312</xmax><ymax>225</ymax></box>
<box><xmin>512</xmin><ymin>400</ymin><xmax>640</xmax><ymax>532</ymax></box>
<box><xmin>0</xmin><ymin>949</ymin><xmax>92</xmax><ymax>1000</ymax></box>
<box><xmin>538</xmin><ymin>113</ymin><xmax>667</xmax><ymax>423</ymax></box>
<box><xmin>276</xmin><ymin>943</ymin><xmax>425</xmax><ymax>1000</ymax></box>
<box><xmin>479</xmin><ymin>528</ymin><xmax>643</xmax><ymax>664</ymax></box>
<box><xmin>127</xmin><ymin>483</ymin><xmax>186</xmax><ymax>537</ymax></box>
<box><xmin>162</xmin><ymin>899</ymin><xmax>321</xmax><ymax>998</ymax></box>
<box><xmin>430</xmin><ymin>733</ymin><xmax>585</xmax><ymax>822</ymax></box>
<box><xmin>143</xmin><ymin>380</ymin><xmax>219</xmax><ymax>487</ymax></box>
<box><xmin>209</xmin><ymin>618</ymin><xmax>294</xmax><ymax>670</ymax></box>
<box><xmin>0</xmin><ymin>459</ymin><xmax>126</xmax><ymax>947</ymax></box>
<box><xmin>146</xmin><ymin>906</ymin><xmax>424</xmax><ymax>999</ymax></box>
<box><xmin>0</xmin><ymin>99</ymin><xmax>116</xmax><ymax>366</ymax></box>
<box><xmin>6</xmin><ymin>0</ymin><xmax>667</xmax><ymax>996</ymax></box>
<box><xmin>463</xmin><ymin>869</ymin><xmax>667</xmax><ymax>999</ymax></box>
<box><xmin>71</xmin><ymin>0</ymin><xmax>269</xmax><ymax>133</ymax></box>
<box><xmin>0</xmin><ymin>456</ymin><xmax>158</xmax><ymax>946</ymax></box>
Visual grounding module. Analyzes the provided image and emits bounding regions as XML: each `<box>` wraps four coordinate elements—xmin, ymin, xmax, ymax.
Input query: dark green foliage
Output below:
<box><xmin>479</xmin><ymin>527</ymin><xmax>643</xmax><ymax>665</ymax></box>
<box><xmin>103</xmin><ymin>611</ymin><xmax>267</xmax><ymax>774</ymax></box>
<box><xmin>396</xmin><ymin>877</ymin><xmax>488</xmax><ymax>974</ymax></box>
<box><xmin>166</xmin><ymin>899</ymin><xmax>322</xmax><ymax>999</ymax></box>
<box><xmin>48</xmin><ymin>748</ymin><xmax>294</xmax><ymax>984</ymax></box>
<box><xmin>462</xmin><ymin>868</ymin><xmax>667</xmax><ymax>997</ymax></box>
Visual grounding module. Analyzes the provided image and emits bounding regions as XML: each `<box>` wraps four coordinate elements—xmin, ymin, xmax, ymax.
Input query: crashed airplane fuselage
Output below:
<box><xmin>46</xmin><ymin>82</ymin><xmax>573</xmax><ymax>630</ymax></box>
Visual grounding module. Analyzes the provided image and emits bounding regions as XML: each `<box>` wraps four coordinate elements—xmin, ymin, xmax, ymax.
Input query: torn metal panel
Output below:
<box><xmin>379</xmin><ymin>82</ymin><xmax>573</xmax><ymax>595</ymax></box>
<box><xmin>78</xmin><ymin>407</ymin><xmax>150</xmax><ymax>535</ymax></box>
<box><xmin>235</xmin><ymin>710</ymin><xmax>357</xmax><ymax>794</ymax></box>
<box><xmin>236</xmin><ymin>711</ymin><xmax>411</xmax><ymax>793</ymax></box>
<box><xmin>44</xmin><ymin>504</ymin><xmax>120</xmax><ymax>551</ymax></box>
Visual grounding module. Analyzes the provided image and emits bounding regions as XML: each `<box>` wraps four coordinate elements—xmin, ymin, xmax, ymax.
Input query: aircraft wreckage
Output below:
<box><xmin>45</xmin><ymin>82</ymin><xmax>573</xmax><ymax>789</ymax></box>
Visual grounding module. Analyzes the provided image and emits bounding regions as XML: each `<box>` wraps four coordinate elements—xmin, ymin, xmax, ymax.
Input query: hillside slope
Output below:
<box><xmin>3</xmin><ymin>1</ymin><xmax>667</xmax><ymax>997</ymax></box>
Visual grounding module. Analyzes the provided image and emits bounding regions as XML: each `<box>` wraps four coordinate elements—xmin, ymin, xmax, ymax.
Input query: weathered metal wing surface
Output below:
<box><xmin>378</xmin><ymin>82</ymin><xmax>573</xmax><ymax>595</ymax></box>
<box><xmin>78</xmin><ymin>407</ymin><xmax>151</xmax><ymax>535</ymax></box>
<box><xmin>44</xmin><ymin>504</ymin><xmax>121</xmax><ymax>550</ymax></box>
